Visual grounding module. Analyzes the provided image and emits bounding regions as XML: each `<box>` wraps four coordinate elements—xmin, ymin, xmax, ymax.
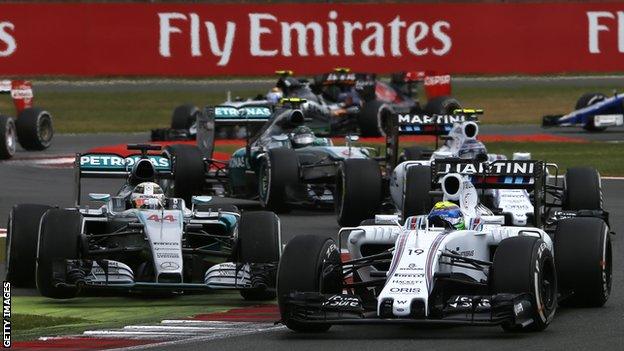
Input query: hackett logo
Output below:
<box><xmin>158</xmin><ymin>11</ymin><xmax>452</xmax><ymax>66</ymax></box>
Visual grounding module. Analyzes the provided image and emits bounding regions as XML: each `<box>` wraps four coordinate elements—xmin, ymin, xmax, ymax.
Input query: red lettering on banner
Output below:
<box><xmin>0</xmin><ymin>3</ymin><xmax>622</xmax><ymax>75</ymax></box>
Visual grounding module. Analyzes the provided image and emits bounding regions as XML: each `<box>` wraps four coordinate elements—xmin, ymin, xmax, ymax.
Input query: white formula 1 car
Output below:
<box><xmin>278</xmin><ymin>159</ymin><xmax>612</xmax><ymax>332</ymax></box>
<box><xmin>6</xmin><ymin>144</ymin><xmax>281</xmax><ymax>300</ymax></box>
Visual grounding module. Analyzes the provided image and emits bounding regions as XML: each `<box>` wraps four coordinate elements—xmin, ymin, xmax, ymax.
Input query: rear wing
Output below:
<box><xmin>432</xmin><ymin>159</ymin><xmax>544</xmax><ymax>190</ymax></box>
<box><xmin>206</xmin><ymin>104</ymin><xmax>273</xmax><ymax>126</ymax></box>
<box><xmin>395</xmin><ymin>112</ymin><xmax>480</xmax><ymax>136</ymax></box>
<box><xmin>432</xmin><ymin>159</ymin><xmax>546</xmax><ymax>226</ymax></box>
<box><xmin>0</xmin><ymin>79</ymin><xmax>34</xmax><ymax>114</ymax></box>
<box><xmin>74</xmin><ymin>144</ymin><xmax>173</xmax><ymax>205</ymax></box>
<box><xmin>390</xmin><ymin>71</ymin><xmax>452</xmax><ymax>99</ymax></box>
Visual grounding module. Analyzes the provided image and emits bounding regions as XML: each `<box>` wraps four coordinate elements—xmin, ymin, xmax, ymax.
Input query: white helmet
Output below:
<box><xmin>266</xmin><ymin>87</ymin><xmax>284</xmax><ymax>104</ymax></box>
<box><xmin>131</xmin><ymin>182</ymin><xmax>164</xmax><ymax>209</ymax></box>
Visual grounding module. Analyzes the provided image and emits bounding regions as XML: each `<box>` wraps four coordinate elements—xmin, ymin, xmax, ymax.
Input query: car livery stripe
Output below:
<box><xmin>386</xmin><ymin>229</ymin><xmax>411</xmax><ymax>278</ymax></box>
<box><xmin>425</xmin><ymin>233</ymin><xmax>446</xmax><ymax>293</ymax></box>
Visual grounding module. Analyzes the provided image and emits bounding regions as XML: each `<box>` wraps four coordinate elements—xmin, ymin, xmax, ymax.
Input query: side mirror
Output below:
<box><xmin>345</xmin><ymin>134</ymin><xmax>360</xmax><ymax>143</ymax></box>
<box><xmin>191</xmin><ymin>196</ymin><xmax>213</xmax><ymax>205</ymax></box>
<box><xmin>89</xmin><ymin>193</ymin><xmax>111</xmax><ymax>202</ymax></box>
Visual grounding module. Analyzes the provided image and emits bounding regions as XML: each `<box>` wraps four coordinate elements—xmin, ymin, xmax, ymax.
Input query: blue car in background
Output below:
<box><xmin>542</xmin><ymin>92</ymin><xmax>624</xmax><ymax>131</ymax></box>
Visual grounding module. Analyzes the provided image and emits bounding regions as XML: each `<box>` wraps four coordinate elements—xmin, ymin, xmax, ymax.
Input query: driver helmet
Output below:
<box><xmin>291</xmin><ymin>126</ymin><xmax>316</xmax><ymax>148</ymax></box>
<box><xmin>131</xmin><ymin>182</ymin><xmax>165</xmax><ymax>209</ymax></box>
<box><xmin>266</xmin><ymin>87</ymin><xmax>283</xmax><ymax>104</ymax></box>
<box><xmin>428</xmin><ymin>201</ymin><xmax>465</xmax><ymax>230</ymax></box>
<box><xmin>458</xmin><ymin>139</ymin><xmax>488</xmax><ymax>160</ymax></box>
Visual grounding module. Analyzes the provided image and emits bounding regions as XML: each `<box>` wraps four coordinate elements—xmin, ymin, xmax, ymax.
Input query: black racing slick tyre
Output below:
<box><xmin>36</xmin><ymin>209</ymin><xmax>82</xmax><ymax>299</ymax></box>
<box><xmin>238</xmin><ymin>211</ymin><xmax>281</xmax><ymax>301</ymax></box>
<box><xmin>0</xmin><ymin>115</ymin><xmax>17</xmax><ymax>159</ymax></box>
<box><xmin>492</xmin><ymin>237</ymin><xmax>557</xmax><ymax>332</ymax></box>
<box><xmin>277</xmin><ymin>235</ymin><xmax>342</xmax><ymax>332</ymax></box>
<box><xmin>563</xmin><ymin>167</ymin><xmax>602</xmax><ymax>211</ymax></box>
<box><xmin>424</xmin><ymin>96</ymin><xmax>462</xmax><ymax>115</ymax></box>
<box><xmin>402</xmin><ymin>165</ymin><xmax>432</xmax><ymax>219</ymax></box>
<box><xmin>335</xmin><ymin>158</ymin><xmax>382</xmax><ymax>227</ymax></box>
<box><xmin>258</xmin><ymin>148</ymin><xmax>299</xmax><ymax>213</ymax></box>
<box><xmin>6</xmin><ymin>204</ymin><xmax>51</xmax><ymax>287</ymax></box>
<box><xmin>575</xmin><ymin>93</ymin><xmax>608</xmax><ymax>132</ymax></box>
<box><xmin>16</xmin><ymin>107</ymin><xmax>54</xmax><ymax>150</ymax></box>
<box><xmin>171</xmin><ymin>104</ymin><xmax>200</xmax><ymax>130</ymax></box>
<box><xmin>358</xmin><ymin>100</ymin><xmax>393</xmax><ymax>137</ymax></box>
<box><xmin>554</xmin><ymin>218</ymin><xmax>612</xmax><ymax>307</ymax></box>
<box><xmin>164</xmin><ymin>144</ymin><xmax>205</xmax><ymax>204</ymax></box>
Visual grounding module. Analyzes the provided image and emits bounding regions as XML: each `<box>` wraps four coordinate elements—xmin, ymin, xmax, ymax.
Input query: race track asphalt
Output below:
<box><xmin>0</xmin><ymin>132</ymin><xmax>622</xmax><ymax>350</ymax></box>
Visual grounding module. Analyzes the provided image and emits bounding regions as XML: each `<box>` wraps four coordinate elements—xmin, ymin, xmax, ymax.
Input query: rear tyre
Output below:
<box><xmin>36</xmin><ymin>209</ymin><xmax>82</xmax><ymax>299</ymax></box>
<box><xmin>554</xmin><ymin>218</ymin><xmax>611</xmax><ymax>307</ymax></box>
<box><xmin>335</xmin><ymin>159</ymin><xmax>382</xmax><ymax>226</ymax></box>
<box><xmin>575</xmin><ymin>93</ymin><xmax>608</xmax><ymax>132</ymax></box>
<box><xmin>0</xmin><ymin>115</ymin><xmax>17</xmax><ymax>159</ymax></box>
<box><xmin>238</xmin><ymin>211</ymin><xmax>281</xmax><ymax>301</ymax></box>
<box><xmin>492</xmin><ymin>237</ymin><xmax>557</xmax><ymax>332</ymax></box>
<box><xmin>424</xmin><ymin>96</ymin><xmax>462</xmax><ymax>115</ymax></box>
<box><xmin>258</xmin><ymin>148</ymin><xmax>299</xmax><ymax>213</ymax></box>
<box><xmin>278</xmin><ymin>235</ymin><xmax>342</xmax><ymax>332</ymax></box>
<box><xmin>164</xmin><ymin>145</ymin><xmax>205</xmax><ymax>204</ymax></box>
<box><xmin>171</xmin><ymin>104</ymin><xmax>199</xmax><ymax>130</ymax></box>
<box><xmin>6</xmin><ymin>204</ymin><xmax>51</xmax><ymax>287</ymax></box>
<box><xmin>563</xmin><ymin>167</ymin><xmax>602</xmax><ymax>210</ymax></box>
<box><xmin>358</xmin><ymin>100</ymin><xmax>392</xmax><ymax>137</ymax></box>
<box><xmin>16</xmin><ymin>108</ymin><xmax>54</xmax><ymax>150</ymax></box>
<box><xmin>402</xmin><ymin>165</ymin><xmax>432</xmax><ymax>219</ymax></box>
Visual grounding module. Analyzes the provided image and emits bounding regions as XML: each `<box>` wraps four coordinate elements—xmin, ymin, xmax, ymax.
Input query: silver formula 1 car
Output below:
<box><xmin>6</xmin><ymin>144</ymin><xmax>281</xmax><ymax>300</ymax></box>
<box><xmin>277</xmin><ymin>159</ymin><xmax>612</xmax><ymax>332</ymax></box>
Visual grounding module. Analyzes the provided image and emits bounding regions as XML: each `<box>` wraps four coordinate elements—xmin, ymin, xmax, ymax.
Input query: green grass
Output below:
<box><xmin>0</xmin><ymin>84</ymin><xmax>620</xmax><ymax>133</ymax></box>
<box><xmin>11</xmin><ymin>292</ymin><xmax>266</xmax><ymax>341</ymax></box>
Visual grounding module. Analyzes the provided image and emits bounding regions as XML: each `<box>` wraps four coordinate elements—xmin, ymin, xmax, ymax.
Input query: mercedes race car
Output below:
<box><xmin>0</xmin><ymin>80</ymin><xmax>54</xmax><ymax>159</ymax></box>
<box><xmin>164</xmin><ymin>99</ymin><xmax>378</xmax><ymax>212</ymax></box>
<box><xmin>277</xmin><ymin>159</ymin><xmax>612</xmax><ymax>332</ymax></box>
<box><xmin>151</xmin><ymin>68</ymin><xmax>461</xmax><ymax>140</ymax></box>
<box><xmin>5</xmin><ymin>144</ymin><xmax>281</xmax><ymax>300</ymax></box>
<box><xmin>542</xmin><ymin>92</ymin><xmax>624</xmax><ymax>131</ymax></box>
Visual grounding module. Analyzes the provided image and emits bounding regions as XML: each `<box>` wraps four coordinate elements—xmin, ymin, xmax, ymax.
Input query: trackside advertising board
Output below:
<box><xmin>0</xmin><ymin>3</ymin><xmax>623</xmax><ymax>75</ymax></box>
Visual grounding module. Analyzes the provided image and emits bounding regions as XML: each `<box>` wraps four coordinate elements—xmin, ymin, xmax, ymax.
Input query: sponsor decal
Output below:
<box><xmin>214</xmin><ymin>106</ymin><xmax>271</xmax><ymax>119</ymax></box>
<box><xmin>160</xmin><ymin>262</ymin><xmax>180</xmax><ymax>270</ymax></box>
<box><xmin>390</xmin><ymin>287</ymin><xmax>421</xmax><ymax>294</ymax></box>
<box><xmin>448</xmin><ymin>296</ymin><xmax>491</xmax><ymax>309</ymax></box>
<box><xmin>2</xmin><ymin>4</ymin><xmax>624</xmax><ymax>76</ymax></box>
<box><xmin>156</xmin><ymin>253</ymin><xmax>180</xmax><ymax>259</ymax></box>
<box><xmin>323</xmin><ymin>295</ymin><xmax>361</xmax><ymax>308</ymax></box>
<box><xmin>398</xmin><ymin>114</ymin><xmax>466</xmax><ymax>125</ymax></box>
<box><xmin>513</xmin><ymin>302</ymin><xmax>524</xmax><ymax>316</ymax></box>
<box><xmin>79</xmin><ymin>155</ymin><xmax>170</xmax><ymax>170</ymax></box>
<box><xmin>392</xmin><ymin>280</ymin><xmax>422</xmax><ymax>285</ymax></box>
<box><xmin>394</xmin><ymin>273</ymin><xmax>425</xmax><ymax>278</ymax></box>
<box><xmin>441</xmin><ymin>161</ymin><xmax>535</xmax><ymax>176</ymax></box>
<box><xmin>458</xmin><ymin>250</ymin><xmax>474</xmax><ymax>257</ymax></box>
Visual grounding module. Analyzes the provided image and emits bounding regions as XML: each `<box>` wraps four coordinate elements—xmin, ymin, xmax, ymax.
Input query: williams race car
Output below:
<box><xmin>277</xmin><ymin>159</ymin><xmax>612</xmax><ymax>332</ymax></box>
<box><xmin>151</xmin><ymin>68</ymin><xmax>460</xmax><ymax>140</ymax></box>
<box><xmin>5</xmin><ymin>144</ymin><xmax>281</xmax><ymax>300</ymax></box>
<box><xmin>0</xmin><ymin>80</ymin><xmax>54</xmax><ymax>159</ymax></box>
<box><xmin>542</xmin><ymin>92</ymin><xmax>624</xmax><ymax>131</ymax></box>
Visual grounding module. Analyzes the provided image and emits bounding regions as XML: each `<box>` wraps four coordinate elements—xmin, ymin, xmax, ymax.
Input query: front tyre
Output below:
<box><xmin>237</xmin><ymin>211</ymin><xmax>281</xmax><ymax>301</ymax></box>
<box><xmin>492</xmin><ymin>236</ymin><xmax>557</xmax><ymax>332</ymax></box>
<box><xmin>335</xmin><ymin>158</ymin><xmax>382</xmax><ymax>226</ymax></box>
<box><xmin>16</xmin><ymin>108</ymin><xmax>54</xmax><ymax>150</ymax></box>
<box><xmin>36</xmin><ymin>209</ymin><xmax>82</xmax><ymax>299</ymax></box>
<box><xmin>258</xmin><ymin>148</ymin><xmax>299</xmax><ymax>213</ymax></box>
<box><xmin>164</xmin><ymin>145</ymin><xmax>205</xmax><ymax>204</ymax></box>
<box><xmin>555</xmin><ymin>218</ymin><xmax>611</xmax><ymax>307</ymax></box>
<box><xmin>277</xmin><ymin>235</ymin><xmax>342</xmax><ymax>332</ymax></box>
<box><xmin>0</xmin><ymin>115</ymin><xmax>17</xmax><ymax>159</ymax></box>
